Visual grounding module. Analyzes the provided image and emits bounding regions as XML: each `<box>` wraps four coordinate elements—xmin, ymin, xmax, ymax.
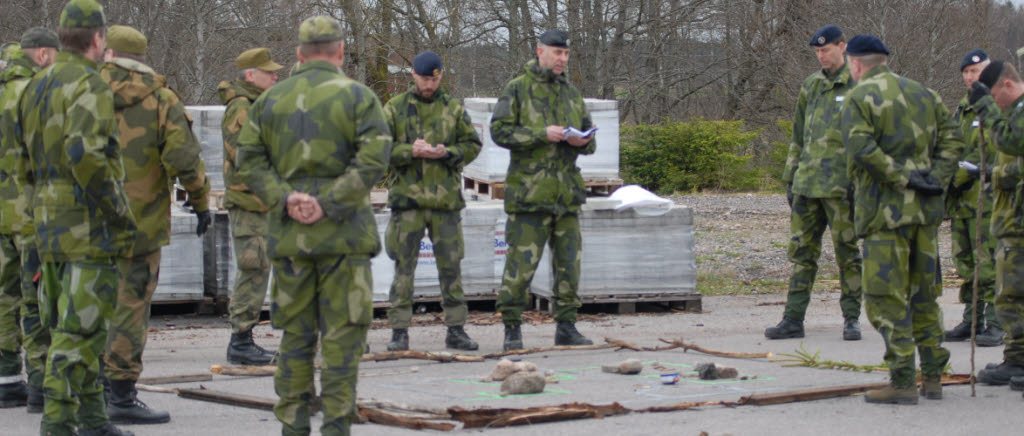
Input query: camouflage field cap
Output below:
<box><xmin>107</xmin><ymin>25</ymin><xmax>147</xmax><ymax>55</ymax></box>
<box><xmin>236</xmin><ymin>47</ymin><xmax>284</xmax><ymax>72</ymax></box>
<box><xmin>60</xmin><ymin>0</ymin><xmax>106</xmax><ymax>29</ymax></box>
<box><xmin>21</xmin><ymin>27</ymin><xmax>59</xmax><ymax>49</ymax></box>
<box><xmin>299</xmin><ymin>16</ymin><xmax>344</xmax><ymax>44</ymax></box>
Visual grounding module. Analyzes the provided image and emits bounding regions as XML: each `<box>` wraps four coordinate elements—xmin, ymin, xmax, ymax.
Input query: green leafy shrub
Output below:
<box><xmin>620</xmin><ymin>119</ymin><xmax>761</xmax><ymax>193</ymax></box>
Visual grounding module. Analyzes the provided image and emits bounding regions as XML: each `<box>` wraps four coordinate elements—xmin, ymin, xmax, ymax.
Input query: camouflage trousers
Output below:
<box><xmin>385</xmin><ymin>209</ymin><xmax>467</xmax><ymax>329</ymax></box>
<box><xmin>995</xmin><ymin>237</ymin><xmax>1024</xmax><ymax>365</ymax></box>
<box><xmin>271</xmin><ymin>255</ymin><xmax>371</xmax><ymax>436</ymax></box>
<box><xmin>0</xmin><ymin>235</ymin><xmax>48</xmax><ymax>390</ymax></box>
<box><xmin>228</xmin><ymin>208</ymin><xmax>271</xmax><ymax>334</ymax></box>
<box><xmin>103</xmin><ymin>249</ymin><xmax>161</xmax><ymax>381</ymax></box>
<box><xmin>862</xmin><ymin>225</ymin><xmax>950</xmax><ymax>388</ymax></box>
<box><xmin>0</xmin><ymin>234</ymin><xmax>22</xmax><ymax>379</ymax></box>
<box><xmin>40</xmin><ymin>259</ymin><xmax>120</xmax><ymax>435</ymax></box>
<box><xmin>20</xmin><ymin>238</ymin><xmax>47</xmax><ymax>390</ymax></box>
<box><xmin>951</xmin><ymin>215</ymin><xmax>999</xmax><ymax>327</ymax></box>
<box><xmin>784</xmin><ymin>195</ymin><xmax>863</xmax><ymax>321</ymax></box>
<box><xmin>496</xmin><ymin>212</ymin><xmax>582</xmax><ymax>325</ymax></box>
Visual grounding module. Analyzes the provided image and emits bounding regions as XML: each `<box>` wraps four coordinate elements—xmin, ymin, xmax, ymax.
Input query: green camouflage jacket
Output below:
<box><xmin>219</xmin><ymin>79</ymin><xmax>267</xmax><ymax>212</ymax></box>
<box><xmin>383</xmin><ymin>86</ymin><xmax>481</xmax><ymax>211</ymax></box>
<box><xmin>490</xmin><ymin>59</ymin><xmax>596</xmax><ymax>215</ymax></box>
<box><xmin>975</xmin><ymin>92</ymin><xmax>1024</xmax><ymax>238</ymax></box>
<box><xmin>841</xmin><ymin>65</ymin><xmax>963</xmax><ymax>237</ymax></box>
<box><xmin>783</xmin><ymin>63</ymin><xmax>854</xmax><ymax>198</ymax></box>
<box><xmin>0</xmin><ymin>48</ymin><xmax>38</xmax><ymax>237</ymax></box>
<box><xmin>235</xmin><ymin>60</ymin><xmax>391</xmax><ymax>258</ymax></box>
<box><xmin>945</xmin><ymin>95</ymin><xmax>996</xmax><ymax>219</ymax></box>
<box><xmin>15</xmin><ymin>50</ymin><xmax>136</xmax><ymax>262</ymax></box>
<box><xmin>101</xmin><ymin>57</ymin><xmax>210</xmax><ymax>255</ymax></box>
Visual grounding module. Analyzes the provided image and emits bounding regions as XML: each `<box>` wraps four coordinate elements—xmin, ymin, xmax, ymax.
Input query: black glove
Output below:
<box><xmin>969</xmin><ymin>81</ymin><xmax>990</xmax><ymax>106</ymax></box>
<box><xmin>195</xmin><ymin>210</ymin><xmax>212</xmax><ymax>236</ymax></box>
<box><xmin>906</xmin><ymin>170</ymin><xmax>944</xmax><ymax>196</ymax></box>
<box><xmin>786</xmin><ymin>183</ymin><xmax>794</xmax><ymax>207</ymax></box>
<box><xmin>964</xmin><ymin>164</ymin><xmax>993</xmax><ymax>180</ymax></box>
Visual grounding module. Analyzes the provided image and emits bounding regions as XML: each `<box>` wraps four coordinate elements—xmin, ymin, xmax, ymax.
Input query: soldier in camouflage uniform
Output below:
<box><xmin>491</xmin><ymin>29</ymin><xmax>595</xmax><ymax>351</ymax></box>
<box><xmin>218</xmin><ymin>47</ymin><xmax>282</xmax><ymax>365</ymax></box>
<box><xmin>766</xmin><ymin>25</ymin><xmax>863</xmax><ymax>342</ymax></box>
<box><xmin>382</xmin><ymin>51</ymin><xmax>482</xmax><ymax>352</ymax></box>
<box><xmin>944</xmin><ymin>49</ymin><xmax>1003</xmax><ymax>346</ymax></box>
<box><xmin>968</xmin><ymin>61</ymin><xmax>1024</xmax><ymax>386</ymax></box>
<box><xmin>840</xmin><ymin>35</ymin><xmax>961</xmax><ymax>405</ymax></box>
<box><xmin>235</xmin><ymin>16</ymin><xmax>391</xmax><ymax>436</ymax></box>
<box><xmin>99</xmin><ymin>25</ymin><xmax>211</xmax><ymax>425</ymax></box>
<box><xmin>0</xmin><ymin>27</ymin><xmax>58</xmax><ymax>413</ymax></box>
<box><xmin>15</xmin><ymin>1</ymin><xmax>137</xmax><ymax>435</ymax></box>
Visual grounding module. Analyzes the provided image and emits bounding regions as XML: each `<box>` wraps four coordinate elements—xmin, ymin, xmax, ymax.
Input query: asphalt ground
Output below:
<box><xmin>2</xmin><ymin>289</ymin><xmax>1021</xmax><ymax>435</ymax></box>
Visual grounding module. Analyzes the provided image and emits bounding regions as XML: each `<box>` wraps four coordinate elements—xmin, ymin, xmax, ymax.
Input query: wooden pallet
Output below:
<box><xmin>533</xmin><ymin>292</ymin><xmax>702</xmax><ymax>314</ymax></box>
<box><xmin>463</xmin><ymin>176</ymin><xmax>623</xmax><ymax>200</ymax></box>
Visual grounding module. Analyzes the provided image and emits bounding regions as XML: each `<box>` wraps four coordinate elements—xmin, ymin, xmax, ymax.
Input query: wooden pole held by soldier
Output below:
<box><xmin>971</xmin><ymin>127</ymin><xmax>989</xmax><ymax>397</ymax></box>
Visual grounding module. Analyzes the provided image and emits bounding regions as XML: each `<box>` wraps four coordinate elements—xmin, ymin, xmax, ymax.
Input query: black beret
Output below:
<box><xmin>978</xmin><ymin>60</ymin><xmax>1005</xmax><ymax>89</ymax></box>
<box><xmin>412</xmin><ymin>51</ymin><xmax>442</xmax><ymax>76</ymax></box>
<box><xmin>539</xmin><ymin>29</ymin><xmax>569</xmax><ymax>48</ymax></box>
<box><xmin>845</xmin><ymin>34</ymin><xmax>890</xmax><ymax>56</ymax></box>
<box><xmin>960</xmin><ymin>49</ymin><xmax>988</xmax><ymax>72</ymax></box>
<box><xmin>809</xmin><ymin>25</ymin><xmax>842</xmax><ymax>47</ymax></box>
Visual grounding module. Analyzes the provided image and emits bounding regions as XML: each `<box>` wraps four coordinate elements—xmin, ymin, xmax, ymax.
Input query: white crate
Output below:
<box><xmin>153</xmin><ymin>207</ymin><xmax>205</xmax><ymax>302</ymax></box>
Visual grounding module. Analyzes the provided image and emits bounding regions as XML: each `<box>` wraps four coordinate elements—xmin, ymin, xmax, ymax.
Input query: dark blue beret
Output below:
<box><xmin>413</xmin><ymin>51</ymin><xmax>442</xmax><ymax>76</ymax></box>
<box><xmin>845</xmin><ymin>34</ymin><xmax>890</xmax><ymax>56</ymax></box>
<box><xmin>978</xmin><ymin>60</ymin><xmax>1005</xmax><ymax>88</ymax></box>
<box><xmin>539</xmin><ymin>29</ymin><xmax>569</xmax><ymax>48</ymax></box>
<box><xmin>809</xmin><ymin>25</ymin><xmax>842</xmax><ymax>47</ymax></box>
<box><xmin>960</xmin><ymin>49</ymin><xmax>988</xmax><ymax>72</ymax></box>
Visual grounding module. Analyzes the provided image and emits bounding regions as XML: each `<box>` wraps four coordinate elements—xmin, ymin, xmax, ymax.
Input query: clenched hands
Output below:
<box><xmin>287</xmin><ymin>191</ymin><xmax>324</xmax><ymax>225</ymax></box>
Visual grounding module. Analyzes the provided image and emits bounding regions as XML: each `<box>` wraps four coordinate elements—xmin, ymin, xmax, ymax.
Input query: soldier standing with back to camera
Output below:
<box><xmin>218</xmin><ymin>47</ymin><xmax>283</xmax><ymax>365</ymax></box>
<box><xmin>490</xmin><ymin>29</ymin><xmax>596</xmax><ymax>351</ymax></box>
<box><xmin>382</xmin><ymin>51</ymin><xmax>481</xmax><ymax>352</ymax></box>
<box><xmin>766</xmin><ymin>24</ymin><xmax>863</xmax><ymax>342</ymax></box>
<box><xmin>841</xmin><ymin>34</ymin><xmax>961</xmax><ymax>405</ymax></box>
<box><xmin>236</xmin><ymin>15</ymin><xmax>391</xmax><ymax>435</ymax></box>
<box><xmin>99</xmin><ymin>24</ymin><xmax>210</xmax><ymax>425</ymax></box>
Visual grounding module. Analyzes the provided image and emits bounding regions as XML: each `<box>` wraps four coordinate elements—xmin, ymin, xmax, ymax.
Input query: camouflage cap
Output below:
<box><xmin>106</xmin><ymin>25</ymin><xmax>147</xmax><ymax>55</ymax></box>
<box><xmin>60</xmin><ymin>0</ymin><xmax>106</xmax><ymax>29</ymax></box>
<box><xmin>20</xmin><ymin>27</ymin><xmax>59</xmax><ymax>49</ymax></box>
<box><xmin>299</xmin><ymin>16</ymin><xmax>344</xmax><ymax>44</ymax></box>
<box><xmin>236</xmin><ymin>47</ymin><xmax>284</xmax><ymax>72</ymax></box>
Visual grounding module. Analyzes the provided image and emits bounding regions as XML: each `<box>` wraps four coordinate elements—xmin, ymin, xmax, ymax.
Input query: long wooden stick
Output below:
<box><xmin>739</xmin><ymin>382</ymin><xmax>889</xmax><ymax>406</ymax></box>
<box><xmin>177</xmin><ymin>388</ymin><xmax>276</xmax><ymax>410</ymax></box>
<box><xmin>363</xmin><ymin>350</ymin><xmax>484</xmax><ymax>362</ymax></box>
<box><xmin>359</xmin><ymin>408</ymin><xmax>456</xmax><ymax>431</ymax></box>
<box><xmin>971</xmin><ymin>127</ymin><xmax>988</xmax><ymax>397</ymax></box>
<box><xmin>137</xmin><ymin>373</ymin><xmax>213</xmax><ymax>385</ymax></box>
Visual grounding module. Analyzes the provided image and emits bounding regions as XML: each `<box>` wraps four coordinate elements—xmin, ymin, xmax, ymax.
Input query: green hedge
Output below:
<box><xmin>620</xmin><ymin>119</ymin><xmax>764</xmax><ymax>194</ymax></box>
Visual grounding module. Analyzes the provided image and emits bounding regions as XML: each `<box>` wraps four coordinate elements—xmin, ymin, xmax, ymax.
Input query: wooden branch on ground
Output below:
<box><xmin>137</xmin><ymin>373</ymin><xmax>213</xmax><ymax>385</ymax></box>
<box><xmin>358</xmin><ymin>400</ymin><xmax>450</xmax><ymax>418</ymax></box>
<box><xmin>480</xmin><ymin>343</ymin><xmax>618</xmax><ymax>359</ymax></box>
<box><xmin>362</xmin><ymin>350</ymin><xmax>484</xmax><ymax>363</ymax></box>
<box><xmin>177</xmin><ymin>388</ymin><xmax>276</xmax><ymax>410</ymax></box>
<box><xmin>447</xmin><ymin>402</ymin><xmax>630</xmax><ymax>428</ymax></box>
<box><xmin>739</xmin><ymin>382</ymin><xmax>889</xmax><ymax>406</ymax></box>
<box><xmin>210</xmin><ymin>364</ymin><xmax>276</xmax><ymax>377</ymax></box>
<box><xmin>634</xmin><ymin>400</ymin><xmax>739</xmax><ymax>413</ymax></box>
<box><xmin>135</xmin><ymin>384</ymin><xmax>179</xmax><ymax>394</ymax></box>
<box><xmin>359</xmin><ymin>407</ymin><xmax>455</xmax><ymax>431</ymax></box>
<box><xmin>659</xmin><ymin>338</ymin><xmax>773</xmax><ymax>359</ymax></box>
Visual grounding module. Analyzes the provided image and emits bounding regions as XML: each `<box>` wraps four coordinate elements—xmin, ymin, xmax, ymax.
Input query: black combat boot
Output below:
<box><xmin>0</xmin><ymin>380</ymin><xmax>27</xmax><ymax>408</ymax></box>
<box><xmin>226</xmin><ymin>330</ymin><xmax>276</xmax><ymax>365</ymax></box>
<box><xmin>26</xmin><ymin>384</ymin><xmax>43</xmax><ymax>413</ymax></box>
<box><xmin>554</xmin><ymin>322</ymin><xmax>593</xmax><ymax>346</ymax></box>
<box><xmin>78</xmin><ymin>422</ymin><xmax>135</xmax><ymax>436</ymax></box>
<box><xmin>445</xmin><ymin>326</ymin><xmax>479</xmax><ymax>350</ymax></box>
<box><xmin>764</xmin><ymin>317</ymin><xmax>804</xmax><ymax>339</ymax></box>
<box><xmin>944</xmin><ymin>321</ymin><xmax>975</xmax><ymax>342</ymax></box>
<box><xmin>387</xmin><ymin>329</ymin><xmax>409</xmax><ymax>351</ymax></box>
<box><xmin>1009</xmin><ymin>376</ymin><xmax>1024</xmax><ymax>391</ymax></box>
<box><xmin>978</xmin><ymin>361</ymin><xmax>1024</xmax><ymax>385</ymax></box>
<box><xmin>107</xmin><ymin>379</ymin><xmax>170</xmax><ymax>424</ymax></box>
<box><xmin>843</xmin><ymin>318</ymin><xmax>862</xmax><ymax>341</ymax></box>
<box><xmin>503</xmin><ymin>324</ymin><xmax>523</xmax><ymax>351</ymax></box>
<box><xmin>976</xmin><ymin>325</ymin><xmax>1005</xmax><ymax>347</ymax></box>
